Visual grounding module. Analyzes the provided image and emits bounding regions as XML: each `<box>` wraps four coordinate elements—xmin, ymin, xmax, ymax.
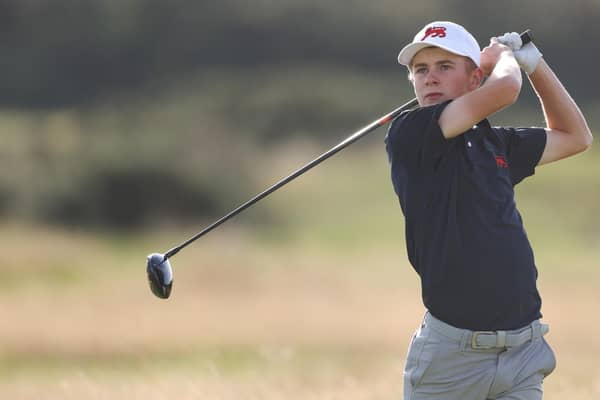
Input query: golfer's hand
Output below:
<box><xmin>497</xmin><ymin>32</ymin><xmax>543</xmax><ymax>75</ymax></box>
<box><xmin>480</xmin><ymin>39</ymin><xmax>515</xmax><ymax>76</ymax></box>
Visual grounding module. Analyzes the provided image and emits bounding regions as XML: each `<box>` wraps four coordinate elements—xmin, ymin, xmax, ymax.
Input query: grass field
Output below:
<box><xmin>1</xmin><ymin>144</ymin><xmax>598</xmax><ymax>399</ymax></box>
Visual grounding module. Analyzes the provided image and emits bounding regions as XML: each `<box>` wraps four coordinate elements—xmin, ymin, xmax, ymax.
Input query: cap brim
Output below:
<box><xmin>397</xmin><ymin>41</ymin><xmax>475</xmax><ymax>66</ymax></box>
<box><xmin>397</xmin><ymin>43</ymin><xmax>432</xmax><ymax>66</ymax></box>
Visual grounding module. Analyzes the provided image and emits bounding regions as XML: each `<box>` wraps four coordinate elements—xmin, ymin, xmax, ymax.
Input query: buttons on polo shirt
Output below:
<box><xmin>467</xmin><ymin>141</ymin><xmax>472</xmax><ymax>147</ymax></box>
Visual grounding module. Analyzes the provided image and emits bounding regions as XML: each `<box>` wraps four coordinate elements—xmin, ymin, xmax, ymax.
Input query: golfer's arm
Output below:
<box><xmin>439</xmin><ymin>52</ymin><xmax>522</xmax><ymax>139</ymax></box>
<box><xmin>531</xmin><ymin>59</ymin><xmax>593</xmax><ymax>166</ymax></box>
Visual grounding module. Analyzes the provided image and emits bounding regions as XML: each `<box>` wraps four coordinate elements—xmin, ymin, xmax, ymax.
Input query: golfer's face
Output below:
<box><xmin>410</xmin><ymin>47</ymin><xmax>477</xmax><ymax>106</ymax></box>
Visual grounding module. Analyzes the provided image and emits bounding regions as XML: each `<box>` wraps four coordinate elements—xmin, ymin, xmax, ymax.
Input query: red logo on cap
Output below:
<box><xmin>421</xmin><ymin>26</ymin><xmax>447</xmax><ymax>41</ymax></box>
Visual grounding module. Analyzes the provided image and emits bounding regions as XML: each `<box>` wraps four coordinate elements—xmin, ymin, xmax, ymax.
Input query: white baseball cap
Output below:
<box><xmin>397</xmin><ymin>21</ymin><xmax>481</xmax><ymax>67</ymax></box>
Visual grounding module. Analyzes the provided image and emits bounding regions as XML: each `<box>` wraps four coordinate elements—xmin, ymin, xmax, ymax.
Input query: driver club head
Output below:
<box><xmin>146</xmin><ymin>253</ymin><xmax>173</xmax><ymax>299</ymax></box>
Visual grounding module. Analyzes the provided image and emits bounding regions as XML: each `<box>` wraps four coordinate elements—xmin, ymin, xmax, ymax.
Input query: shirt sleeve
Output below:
<box><xmin>497</xmin><ymin>127</ymin><xmax>547</xmax><ymax>185</ymax></box>
<box><xmin>385</xmin><ymin>100</ymin><xmax>451</xmax><ymax>171</ymax></box>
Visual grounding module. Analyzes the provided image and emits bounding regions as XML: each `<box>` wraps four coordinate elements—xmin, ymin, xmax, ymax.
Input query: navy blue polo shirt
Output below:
<box><xmin>385</xmin><ymin>100</ymin><xmax>547</xmax><ymax>331</ymax></box>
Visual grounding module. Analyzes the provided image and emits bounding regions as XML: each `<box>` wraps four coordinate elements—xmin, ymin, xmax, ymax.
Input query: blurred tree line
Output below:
<box><xmin>0</xmin><ymin>0</ymin><xmax>598</xmax><ymax>228</ymax></box>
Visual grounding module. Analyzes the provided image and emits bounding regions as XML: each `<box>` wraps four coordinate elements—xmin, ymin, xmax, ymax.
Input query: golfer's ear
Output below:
<box><xmin>471</xmin><ymin>68</ymin><xmax>484</xmax><ymax>89</ymax></box>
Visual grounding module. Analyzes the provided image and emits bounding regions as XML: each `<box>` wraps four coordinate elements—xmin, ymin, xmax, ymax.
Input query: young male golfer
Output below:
<box><xmin>385</xmin><ymin>21</ymin><xmax>592</xmax><ymax>399</ymax></box>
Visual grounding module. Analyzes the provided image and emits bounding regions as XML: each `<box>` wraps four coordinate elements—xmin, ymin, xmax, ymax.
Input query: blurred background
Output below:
<box><xmin>1</xmin><ymin>1</ymin><xmax>598</xmax><ymax>398</ymax></box>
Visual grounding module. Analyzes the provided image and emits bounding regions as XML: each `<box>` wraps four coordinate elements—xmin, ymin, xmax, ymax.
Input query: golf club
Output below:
<box><xmin>147</xmin><ymin>30</ymin><xmax>533</xmax><ymax>299</ymax></box>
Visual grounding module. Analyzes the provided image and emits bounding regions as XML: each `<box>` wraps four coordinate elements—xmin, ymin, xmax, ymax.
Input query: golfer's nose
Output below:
<box><xmin>425</xmin><ymin>70</ymin><xmax>440</xmax><ymax>86</ymax></box>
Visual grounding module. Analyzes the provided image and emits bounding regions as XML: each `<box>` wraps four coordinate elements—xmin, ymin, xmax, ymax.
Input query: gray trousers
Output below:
<box><xmin>404</xmin><ymin>312</ymin><xmax>556</xmax><ymax>400</ymax></box>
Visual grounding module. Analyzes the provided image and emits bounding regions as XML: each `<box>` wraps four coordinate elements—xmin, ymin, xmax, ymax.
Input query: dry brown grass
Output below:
<box><xmin>0</xmin><ymin>223</ymin><xmax>598</xmax><ymax>399</ymax></box>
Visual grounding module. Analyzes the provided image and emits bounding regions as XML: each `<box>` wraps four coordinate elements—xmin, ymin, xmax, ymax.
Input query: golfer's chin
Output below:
<box><xmin>421</xmin><ymin>93</ymin><xmax>447</xmax><ymax>106</ymax></box>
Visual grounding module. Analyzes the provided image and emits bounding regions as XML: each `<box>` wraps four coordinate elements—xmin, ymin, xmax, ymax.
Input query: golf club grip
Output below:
<box><xmin>520</xmin><ymin>29</ymin><xmax>533</xmax><ymax>45</ymax></box>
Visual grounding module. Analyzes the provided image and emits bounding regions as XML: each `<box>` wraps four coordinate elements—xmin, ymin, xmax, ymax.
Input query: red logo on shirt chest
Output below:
<box><xmin>421</xmin><ymin>26</ymin><xmax>447</xmax><ymax>41</ymax></box>
<box><xmin>495</xmin><ymin>155</ymin><xmax>508</xmax><ymax>168</ymax></box>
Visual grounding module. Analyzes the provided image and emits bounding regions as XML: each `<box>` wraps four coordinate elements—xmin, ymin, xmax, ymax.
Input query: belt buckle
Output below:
<box><xmin>471</xmin><ymin>331</ymin><xmax>495</xmax><ymax>349</ymax></box>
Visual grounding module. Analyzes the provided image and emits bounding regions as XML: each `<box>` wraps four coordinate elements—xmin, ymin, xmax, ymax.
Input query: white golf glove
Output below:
<box><xmin>497</xmin><ymin>32</ymin><xmax>543</xmax><ymax>75</ymax></box>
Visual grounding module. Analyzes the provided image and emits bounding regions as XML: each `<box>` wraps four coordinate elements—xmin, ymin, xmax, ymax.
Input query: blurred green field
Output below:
<box><xmin>1</xmin><ymin>142</ymin><xmax>598</xmax><ymax>399</ymax></box>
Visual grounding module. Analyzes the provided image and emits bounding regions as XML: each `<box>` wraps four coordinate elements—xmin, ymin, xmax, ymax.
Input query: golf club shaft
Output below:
<box><xmin>163</xmin><ymin>97</ymin><xmax>419</xmax><ymax>259</ymax></box>
<box><xmin>162</xmin><ymin>29</ymin><xmax>533</xmax><ymax>260</ymax></box>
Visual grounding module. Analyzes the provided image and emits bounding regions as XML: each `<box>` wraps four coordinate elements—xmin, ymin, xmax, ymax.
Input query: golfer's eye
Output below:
<box><xmin>414</xmin><ymin>67</ymin><xmax>427</xmax><ymax>75</ymax></box>
<box><xmin>440</xmin><ymin>64</ymin><xmax>452</xmax><ymax>71</ymax></box>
